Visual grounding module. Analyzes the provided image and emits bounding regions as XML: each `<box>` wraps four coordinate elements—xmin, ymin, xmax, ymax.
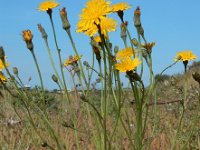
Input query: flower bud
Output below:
<box><xmin>90</xmin><ymin>39</ymin><xmax>101</xmax><ymax>62</ymax></box>
<box><xmin>120</xmin><ymin>21</ymin><xmax>128</xmax><ymax>43</ymax></box>
<box><xmin>60</xmin><ymin>7</ymin><xmax>71</xmax><ymax>30</ymax></box>
<box><xmin>22</xmin><ymin>30</ymin><xmax>34</xmax><ymax>51</ymax></box>
<box><xmin>132</xmin><ymin>38</ymin><xmax>138</xmax><ymax>47</ymax></box>
<box><xmin>142</xmin><ymin>49</ymin><xmax>148</xmax><ymax>59</ymax></box>
<box><xmin>134</xmin><ymin>6</ymin><xmax>141</xmax><ymax>28</ymax></box>
<box><xmin>52</xmin><ymin>74</ymin><xmax>58</xmax><ymax>83</ymax></box>
<box><xmin>38</xmin><ymin>24</ymin><xmax>48</xmax><ymax>39</ymax></box>
<box><xmin>22</xmin><ymin>30</ymin><xmax>33</xmax><ymax>42</ymax></box>
<box><xmin>114</xmin><ymin>46</ymin><xmax>119</xmax><ymax>54</ymax></box>
<box><xmin>83</xmin><ymin>61</ymin><xmax>90</xmax><ymax>68</ymax></box>
<box><xmin>13</xmin><ymin>67</ymin><xmax>18</xmax><ymax>75</ymax></box>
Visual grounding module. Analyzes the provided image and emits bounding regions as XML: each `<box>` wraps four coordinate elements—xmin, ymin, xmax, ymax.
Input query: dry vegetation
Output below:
<box><xmin>0</xmin><ymin>62</ymin><xmax>200</xmax><ymax>150</ymax></box>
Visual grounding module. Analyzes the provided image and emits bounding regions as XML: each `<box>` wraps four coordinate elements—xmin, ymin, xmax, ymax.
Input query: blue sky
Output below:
<box><xmin>0</xmin><ymin>0</ymin><xmax>200</xmax><ymax>90</ymax></box>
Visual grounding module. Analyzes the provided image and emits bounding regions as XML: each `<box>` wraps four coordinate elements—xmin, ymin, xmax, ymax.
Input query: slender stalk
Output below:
<box><xmin>103</xmin><ymin>49</ymin><xmax>107</xmax><ymax>150</ymax></box>
<box><xmin>130</xmin><ymin>80</ymin><xmax>143</xmax><ymax>149</ymax></box>
<box><xmin>171</xmin><ymin>105</ymin><xmax>185</xmax><ymax>150</ymax></box>
<box><xmin>74</xmin><ymin>122</ymin><xmax>80</xmax><ymax>150</ymax></box>
<box><xmin>66</xmin><ymin>29</ymin><xmax>88</xmax><ymax>87</ymax></box>
<box><xmin>171</xmin><ymin>66</ymin><xmax>188</xmax><ymax>149</ymax></box>
<box><xmin>44</xmin><ymin>38</ymin><xmax>64</xmax><ymax>88</ymax></box>
<box><xmin>181</xmin><ymin>98</ymin><xmax>200</xmax><ymax>149</ymax></box>
<box><xmin>31</xmin><ymin>51</ymin><xmax>44</xmax><ymax>91</ymax></box>
<box><xmin>49</xmin><ymin>15</ymin><xmax>69</xmax><ymax>101</ymax></box>
<box><xmin>136</xmin><ymin>30</ymin><xmax>143</xmax><ymax>78</ymax></box>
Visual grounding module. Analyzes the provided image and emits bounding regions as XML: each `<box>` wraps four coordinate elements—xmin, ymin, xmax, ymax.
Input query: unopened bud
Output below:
<box><xmin>114</xmin><ymin>46</ymin><xmax>119</xmax><ymax>54</ymax></box>
<box><xmin>38</xmin><ymin>24</ymin><xmax>48</xmax><ymax>39</ymax></box>
<box><xmin>83</xmin><ymin>61</ymin><xmax>90</xmax><ymax>67</ymax></box>
<box><xmin>52</xmin><ymin>74</ymin><xmax>58</xmax><ymax>83</ymax></box>
<box><xmin>134</xmin><ymin>6</ymin><xmax>141</xmax><ymax>28</ymax></box>
<box><xmin>132</xmin><ymin>38</ymin><xmax>138</xmax><ymax>47</ymax></box>
<box><xmin>60</xmin><ymin>7</ymin><xmax>71</xmax><ymax>30</ymax></box>
<box><xmin>13</xmin><ymin>67</ymin><xmax>18</xmax><ymax>75</ymax></box>
<box><xmin>120</xmin><ymin>21</ymin><xmax>128</xmax><ymax>39</ymax></box>
<box><xmin>90</xmin><ymin>39</ymin><xmax>101</xmax><ymax>62</ymax></box>
<box><xmin>10</xmin><ymin>75</ymin><xmax>15</xmax><ymax>82</ymax></box>
<box><xmin>22</xmin><ymin>30</ymin><xmax>34</xmax><ymax>51</ymax></box>
<box><xmin>142</xmin><ymin>50</ymin><xmax>148</xmax><ymax>59</ymax></box>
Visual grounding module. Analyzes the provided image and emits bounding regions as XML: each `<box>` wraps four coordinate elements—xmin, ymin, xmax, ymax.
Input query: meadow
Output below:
<box><xmin>0</xmin><ymin>0</ymin><xmax>200</xmax><ymax>149</ymax></box>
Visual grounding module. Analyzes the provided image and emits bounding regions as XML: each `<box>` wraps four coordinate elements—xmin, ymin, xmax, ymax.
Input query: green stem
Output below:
<box><xmin>31</xmin><ymin>51</ymin><xmax>44</xmax><ymax>91</ymax></box>
<box><xmin>49</xmin><ymin>15</ymin><xmax>69</xmax><ymax>101</ymax></box>
<box><xmin>171</xmin><ymin>105</ymin><xmax>185</xmax><ymax>150</ymax></box>
<box><xmin>136</xmin><ymin>30</ymin><xmax>143</xmax><ymax>78</ymax></box>
<box><xmin>130</xmin><ymin>81</ymin><xmax>143</xmax><ymax>149</ymax></box>
<box><xmin>44</xmin><ymin>38</ymin><xmax>64</xmax><ymax>89</ymax></box>
<box><xmin>66</xmin><ymin>29</ymin><xmax>88</xmax><ymax>88</ymax></box>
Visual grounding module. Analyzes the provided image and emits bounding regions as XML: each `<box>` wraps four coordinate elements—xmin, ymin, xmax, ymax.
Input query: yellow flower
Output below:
<box><xmin>77</xmin><ymin>17</ymin><xmax>117</xmax><ymax>37</ymax></box>
<box><xmin>77</xmin><ymin>0</ymin><xmax>115</xmax><ymax>36</ymax></box>
<box><xmin>0</xmin><ymin>58</ymin><xmax>9</xmax><ymax>71</ymax></box>
<box><xmin>79</xmin><ymin>0</ymin><xmax>112</xmax><ymax>25</ymax></box>
<box><xmin>94</xmin><ymin>36</ymin><xmax>101</xmax><ymax>43</ymax></box>
<box><xmin>111</xmin><ymin>2</ymin><xmax>131</xmax><ymax>12</ymax></box>
<box><xmin>38</xmin><ymin>0</ymin><xmax>60</xmax><ymax>11</ymax></box>
<box><xmin>0</xmin><ymin>72</ymin><xmax>7</xmax><ymax>83</ymax></box>
<box><xmin>22</xmin><ymin>30</ymin><xmax>33</xmax><ymax>42</ymax></box>
<box><xmin>64</xmin><ymin>55</ymin><xmax>82</xmax><ymax>67</ymax></box>
<box><xmin>100</xmin><ymin>18</ymin><xmax>117</xmax><ymax>36</ymax></box>
<box><xmin>115</xmin><ymin>57</ymin><xmax>141</xmax><ymax>72</ymax></box>
<box><xmin>116</xmin><ymin>47</ymin><xmax>135</xmax><ymax>60</ymax></box>
<box><xmin>174</xmin><ymin>51</ymin><xmax>197</xmax><ymax>62</ymax></box>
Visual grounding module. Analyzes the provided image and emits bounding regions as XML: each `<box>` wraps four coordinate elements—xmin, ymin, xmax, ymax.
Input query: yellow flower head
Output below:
<box><xmin>0</xmin><ymin>72</ymin><xmax>7</xmax><ymax>84</ymax></box>
<box><xmin>64</xmin><ymin>55</ymin><xmax>82</xmax><ymax>67</ymax></box>
<box><xmin>79</xmin><ymin>0</ymin><xmax>112</xmax><ymax>25</ymax></box>
<box><xmin>100</xmin><ymin>18</ymin><xmax>117</xmax><ymax>36</ymax></box>
<box><xmin>174</xmin><ymin>50</ymin><xmax>197</xmax><ymax>62</ymax></box>
<box><xmin>111</xmin><ymin>2</ymin><xmax>131</xmax><ymax>12</ymax></box>
<box><xmin>77</xmin><ymin>17</ymin><xmax>117</xmax><ymax>37</ymax></box>
<box><xmin>22</xmin><ymin>30</ymin><xmax>33</xmax><ymax>42</ymax></box>
<box><xmin>0</xmin><ymin>58</ymin><xmax>9</xmax><ymax>71</ymax></box>
<box><xmin>116</xmin><ymin>47</ymin><xmax>135</xmax><ymax>60</ymax></box>
<box><xmin>115</xmin><ymin>57</ymin><xmax>141</xmax><ymax>72</ymax></box>
<box><xmin>94</xmin><ymin>36</ymin><xmax>101</xmax><ymax>43</ymax></box>
<box><xmin>77</xmin><ymin>0</ymin><xmax>115</xmax><ymax>36</ymax></box>
<box><xmin>38</xmin><ymin>0</ymin><xmax>60</xmax><ymax>11</ymax></box>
